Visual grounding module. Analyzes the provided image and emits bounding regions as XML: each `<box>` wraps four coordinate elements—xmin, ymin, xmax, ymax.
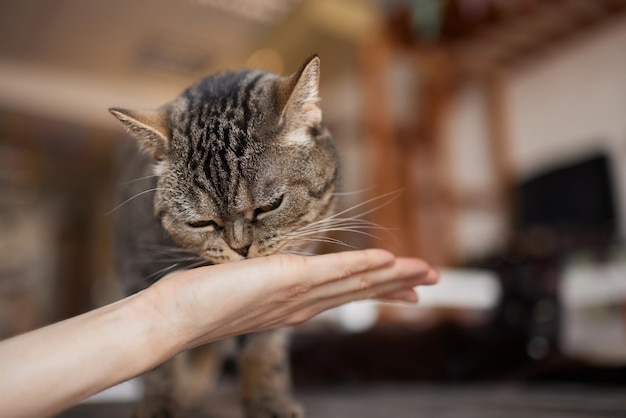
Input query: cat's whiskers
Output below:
<box><xmin>183</xmin><ymin>258</ymin><xmax>214</xmax><ymax>269</ymax></box>
<box><xmin>284</xmin><ymin>191</ymin><xmax>401</xmax><ymax>251</ymax></box>
<box><xmin>140</xmin><ymin>244</ymin><xmax>196</xmax><ymax>254</ymax></box>
<box><xmin>106</xmin><ymin>187</ymin><xmax>178</xmax><ymax>216</ymax></box>
<box><xmin>331</xmin><ymin>185</ymin><xmax>376</xmax><ymax>197</ymax></box>
<box><xmin>144</xmin><ymin>262</ymin><xmax>183</xmax><ymax>283</ymax></box>
<box><xmin>285</xmin><ymin>229</ymin><xmax>361</xmax><ymax>250</ymax></box>
<box><xmin>135</xmin><ymin>244</ymin><xmax>208</xmax><ymax>282</ymax></box>
<box><xmin>139</xmin><ymin>255</ymin><xmax>200</xmax><ymax>263</ymax></box>
<box><xmin>121</xmin><ymin>174</ymin><xmax>158</xmax><ymax>185</ymax></box>
<box><xmin>142</xmin><ymin>244</ymin><xmax>205</xmax><ymax>258</ymax></box>
<box><xmin>311</xmin><ymin>219</ymin><xmax>390</xmax><ymax>230</ymax></box>
<box><xmin>293</xmin><ymin>224</ymin><xmax>384</xmax><ymax>241</ymax></box>
<box><xmin>307</xmin><ymin>190</ymin><xmax>401</xmax><ymax>227</ymax></box>
<box><xmin>279</xmin><ymin>248</ymin><xmax>315</xmax><ymax>257</ymax></box>
<box><xmin>299</xmin><ymin>236</ymin><xmax>356</xmax><ymax>248</ymax></box>
<box><xmin>143</xmin><ymin>255</ymin><xmax>210</xmax><ymax>283</ymax></box>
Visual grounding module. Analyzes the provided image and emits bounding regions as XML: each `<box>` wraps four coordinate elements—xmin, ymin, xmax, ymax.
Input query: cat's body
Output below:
<box><xmin>111</xmin><ymin>56</ymin><xmax>338</xmax><ymax>418</ymax></box>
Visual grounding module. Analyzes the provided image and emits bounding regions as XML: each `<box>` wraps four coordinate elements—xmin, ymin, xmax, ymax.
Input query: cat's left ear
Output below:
<box><xmin>109</xmin><ymin>107</ymin><xmax>170</xmax><ymax>160</ymax></box>
<box><xmin>276</xmin><ymin>55</ymin><xmax>322</xmax><ymax>136</ymax></box>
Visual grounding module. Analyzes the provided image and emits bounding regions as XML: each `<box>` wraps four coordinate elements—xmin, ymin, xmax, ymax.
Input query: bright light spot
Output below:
<box><xmin>246</xmin><ymin>49</ymin><xmax>284</xmax><ymax>74</ymax></box>
<box><xmin>337</xmin><ymin>301</ymin><xmax>379</xmax><ymax>333</ymax></box>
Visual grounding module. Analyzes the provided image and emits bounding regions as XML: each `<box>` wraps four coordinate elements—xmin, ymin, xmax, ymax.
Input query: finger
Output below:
<box><xmin>371</xmin><ymin>266</ymin><xmax>438</xmax><ymax>302</ymax></box>
<box><xmin>305</xmin><ymin>265</ymin><xmax>433</xmax><ymax>316</ymax></box>
<box><xmin>186</xmin><ymin>249</ymin><xmax>392</xmax><ymax>298</ymax></box>
<box><xmin>358</xmin><ymin>269</ymin><xmax>432</xmax><ymax>301</ymax></box>
<box><xmin>421</xmin><ymin>266</ymin><xmax>440</xmax><ymax>285</ymax></box>
<box><xmin>391</xmin><ymin>259</ymin><xmax>440</xmax><ymax>286</ymax></box>
<box><xmin>302</xmin><ymin>249</ymin><xmax>396</xmax><ymax>285</ymax></box>
<box><xmin>364</xmin><ymin>265</ymin><xmax>439</xmax><ymax>302</ymax></box>
<box><xmin>264</xmin><ymin>267</ymin><xmax>431</xmax><ymax>330</ymax></box>
<box><xmin>309</xmin><ymin>257</ymin><xmax>432</xmax><ymax>301</ymax></box>
<box><xmin>376</xmin><ymin>288</ymin><xmax>419</xmax><ymax>304</ymax></box>
<box><xmin>307</xmin><ymin>279</ymin><xmax>414</xmax><ymax>316</ymax></box>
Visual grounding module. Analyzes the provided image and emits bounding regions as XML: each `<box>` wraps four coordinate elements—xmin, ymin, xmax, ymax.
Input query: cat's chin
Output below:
<box><xmin>198</xmin><ymin>240</ymin><xmax>320</xmax><ymax>264</ymax></box>
<box><xmin>216</xmin><ymin>247</ymin><xmax>291</xmax><ymax>263</ymax></box>
<box><xmin>200</xmin><ymin>252</ymin><xmax>260</xmax><ymax>264</ymax></box>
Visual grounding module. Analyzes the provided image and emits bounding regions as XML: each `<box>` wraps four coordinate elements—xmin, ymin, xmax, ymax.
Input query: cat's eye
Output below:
<box><xmin>187</xmin><ymin>220</ymin><xmax>220</xmax><ymax>230</ymax></box>
<box><xmin>254</xmin><ymin>194</ymin><xmax>284</xmax><ymax>219</ymax></box>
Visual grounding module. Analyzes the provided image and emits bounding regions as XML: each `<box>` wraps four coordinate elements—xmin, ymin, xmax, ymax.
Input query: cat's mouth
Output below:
<box><xmin>201</xmin><ymin>240</ymin><xmax>302</xmax><ymax>264</ymax></box>
<box><xmin>229</xmin><ymin>244</ymin><xmax>251</xmax><ymax>258</ymax></box>
<box><xmin>196</xmin><ymin>226</ymin><xmax>328</xmax><ymax>264</ymax></box>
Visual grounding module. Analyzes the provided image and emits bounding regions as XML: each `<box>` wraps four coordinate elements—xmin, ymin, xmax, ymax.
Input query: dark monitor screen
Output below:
<box><xmin>517</xmin><ymin>153</ymin><xmax>617</xmax><ymax>234</ymax></box>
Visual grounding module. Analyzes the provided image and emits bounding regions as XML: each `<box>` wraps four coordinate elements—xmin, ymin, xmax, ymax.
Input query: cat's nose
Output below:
<box><xmin>232</xmin><ymin>244</ymin><xmax>251</xmax><ymax>258</ymax></box>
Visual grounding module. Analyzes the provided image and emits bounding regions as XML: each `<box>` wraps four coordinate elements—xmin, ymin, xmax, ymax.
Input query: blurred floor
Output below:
<box><xmin>58</xmin><ymin>383</ymin><xmax>626</xmax><ymax>418</ymax></box>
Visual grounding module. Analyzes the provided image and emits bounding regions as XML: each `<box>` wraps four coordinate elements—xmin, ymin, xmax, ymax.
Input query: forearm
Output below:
<box><xmin>0</xmin><ymin>251</ymin><xmax>437</xmax><ymax>418</ymax></box>
<box><xmin>0</xmin><ymin>291</ymin><xmax>181</xmax><ymax>418</ymax></box>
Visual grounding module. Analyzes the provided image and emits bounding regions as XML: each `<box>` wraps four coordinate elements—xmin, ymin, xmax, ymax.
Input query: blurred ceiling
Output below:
<box><xmin>2</xmin><ymin>0</ymin><xmax>624</xmax><ymax>127</ymax></box>
<box><xmin>387</xmin><ymin>0</ymin><xmax>626</xmax><ymax>72</ymax></box>
<box><xmin>0</xmin><ymin>0</ymin><xmax>379</xmax><ymax>126</ymax></box>
<box><xmin>0</xmin><ymin>0</ymin><xmax>297</xmax><ymax>80</ymax></box>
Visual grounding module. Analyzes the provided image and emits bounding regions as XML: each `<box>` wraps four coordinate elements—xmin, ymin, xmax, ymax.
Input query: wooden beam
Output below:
<box><xmin>419</xmin><ymin>51</ymin><xmax>459</xmax><ymax>265</ymax></box>
<box><xmin>483</xmin><ymin>70</ymin><xmax>515</xmax><ymax>237</ymax></box>
<box><xmin>360</xmin><ymin>34</ymin><xmax>419</xmax><ymax>256</ymax></box>
<box><xmin>450</xmin><ymin>0</ymin><xmax>626</xmax><ymax>72</ymax></box>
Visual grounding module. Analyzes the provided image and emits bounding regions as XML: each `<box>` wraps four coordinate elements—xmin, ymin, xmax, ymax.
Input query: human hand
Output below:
<box><xmin>144</xmin><ymin>249</ymin><xmax>438</xmax><ymax>353</ymax></box>
<box><xmin>0</xmin><ymin>249</ymin><xmax>437</xmax><ymax>418</ymax></box>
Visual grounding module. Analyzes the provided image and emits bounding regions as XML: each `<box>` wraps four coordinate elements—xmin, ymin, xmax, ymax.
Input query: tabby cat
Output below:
<box><xmin>110</xmin><ymin>55</ymin><xmax>338</xmax><ymax>418</ymax></box>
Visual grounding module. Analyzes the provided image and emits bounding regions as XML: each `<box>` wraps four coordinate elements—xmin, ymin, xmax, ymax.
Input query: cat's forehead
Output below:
<box><xmin>167</xmin><ymin>70</ymin><xmax>282</xmax><ymax>205</ymax></box>
<box><xmin>174</xmin><ymin>141</ymin><xmax>288</xmax><ymax>217</ymax></box>
<box><xmin>190</xmin><ymin>165</ymin><xmax>285</xmax><ymax>216</ymax></box>
<box><xmin>169</xmin><ymin>70</ymin><xmax>279</xmax><ymax>158</ymax></box>
<box><xmin>185</xmin><ymin>70</ymin><xmax>276</xmax><ymax>110</ymax></box>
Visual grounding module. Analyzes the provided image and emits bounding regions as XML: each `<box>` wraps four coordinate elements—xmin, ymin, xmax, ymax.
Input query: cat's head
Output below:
<box><xmin>110</xmin><ymin>56</ymin><xmax>338</xmax><ymax>263</ymax></box>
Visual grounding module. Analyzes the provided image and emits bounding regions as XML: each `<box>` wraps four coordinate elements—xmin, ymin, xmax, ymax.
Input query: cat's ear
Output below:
<box><xmin>276</xmin><ymin>55</ymin><xmax>322</xmax><ymax>136</ymax></box>
<box><xmin>109</xmin><ymin>107</ymin><xmax>170</xmax><ymax>160</ymax></box>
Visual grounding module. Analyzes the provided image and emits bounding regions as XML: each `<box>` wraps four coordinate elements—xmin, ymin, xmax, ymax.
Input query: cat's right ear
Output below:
<box><xmin>109</xmin><ymin>107</ymin><xmax>170</xmax><ymax>160</ymax></box>
<box><xmin>276</xmin><ymin>55</ymin><xmax>322</xmax><ymax>134</ymax></box>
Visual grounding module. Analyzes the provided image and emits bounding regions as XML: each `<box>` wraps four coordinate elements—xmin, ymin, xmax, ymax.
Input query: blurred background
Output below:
<box><xmin>1</xmin><ymin>0</ymin><xmax>625</xmax><ymax>416</ymax></box>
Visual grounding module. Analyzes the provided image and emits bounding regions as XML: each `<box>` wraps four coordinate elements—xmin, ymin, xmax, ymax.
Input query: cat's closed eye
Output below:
<box><xmin>187</xmin><ymin>220</ymin><xmax>221</xmax><ymax>230</ymax></box>
<box><xmin>254</xmin><ymin>194</ymin><xmax>284</xmax><ymax>220</ymax></box>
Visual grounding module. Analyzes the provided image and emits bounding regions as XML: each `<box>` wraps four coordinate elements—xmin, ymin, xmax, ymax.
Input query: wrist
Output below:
<box><xmin>127</xmin><ymin>287</ymin><xmax>189</xmax><ymax>367</ymax></box>
<box><xmin>139</xmin><ymin>267</ymin><xmax>233</xmax><ymax>352</ymax></box>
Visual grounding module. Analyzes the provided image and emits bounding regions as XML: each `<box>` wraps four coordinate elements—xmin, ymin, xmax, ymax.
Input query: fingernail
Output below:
<box><xmin>426</xmin><ymin>268</ymin><xmax>440</xmax><ymax>284</ymax></box>
<box><xmin>396</xmin><ymin>290</ymin><xmax>418</xmax><ymax>304</ymax></box>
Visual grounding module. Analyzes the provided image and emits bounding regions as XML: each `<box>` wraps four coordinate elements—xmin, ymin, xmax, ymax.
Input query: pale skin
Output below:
<box><xmin>0</xmin><ymin>249</ymin><xmax>438</xmax><ymax>418</ymax></box>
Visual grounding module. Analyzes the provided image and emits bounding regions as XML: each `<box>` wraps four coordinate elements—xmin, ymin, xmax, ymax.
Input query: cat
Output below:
<box><xmin>110</xmin><ymin>55</ymin><xmax>338</xmax><ymax>418</ymax></box>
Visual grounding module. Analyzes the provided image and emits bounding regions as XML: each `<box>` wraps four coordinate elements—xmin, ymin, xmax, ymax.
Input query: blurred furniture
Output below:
<box><xmin>561</xmin><ymin>256</ymin><xmax>626</xmax><ymax>365</ymax></box>
<box><xmin>62</xmin><ymin>383</ymin><xmax>626</xmax><ymax>418</ymax></box>
<box><xmin>0</xmin><ymin>109</ymin><xmax>119</xmax><ymax>338</ymax></box>
<box><xmin>351</xmin><ymin>0</ymin><xmax>626</xmax><ymax>384</ymax></box>
<box><xmin>360</xmin><ymin>0</ymin><xmax>626</xmax><ymax>266</ymax></box>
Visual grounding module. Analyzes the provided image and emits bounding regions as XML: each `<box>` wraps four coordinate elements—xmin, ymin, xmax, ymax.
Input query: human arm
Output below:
<box><xmin>0</xmin><ymin>249</ymin><xmax>438</xmax><ymax>418</ymax></box>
